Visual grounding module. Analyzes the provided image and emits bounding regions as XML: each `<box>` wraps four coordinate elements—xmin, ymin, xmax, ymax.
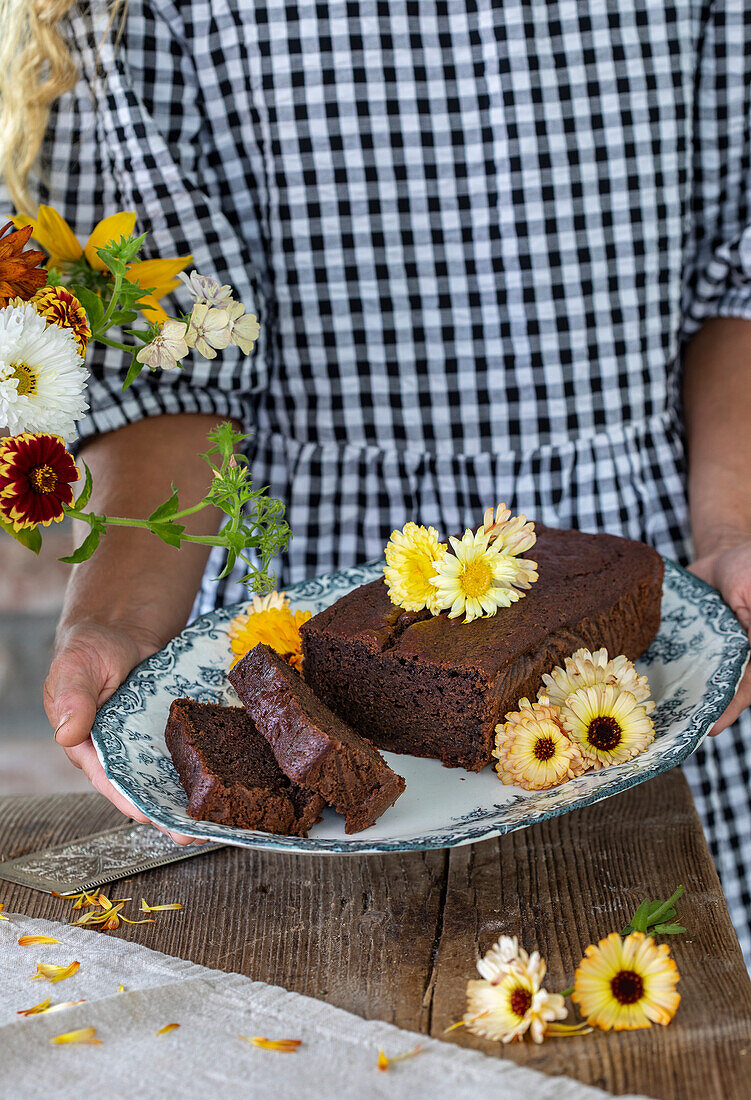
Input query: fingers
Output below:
<box><xmin>66</xmin><ymin>740</ymin><xmax>205</xmax><ymax>846</ymax></box>
<box><xmin>710</xmin><ymin>666</ymin><xmax>751</xmax><ymax>736</ymax></box>
<box><xmin>44</xmin><ymin>658</ymin><xmax>103</xmax><ymax>749</ymax></box>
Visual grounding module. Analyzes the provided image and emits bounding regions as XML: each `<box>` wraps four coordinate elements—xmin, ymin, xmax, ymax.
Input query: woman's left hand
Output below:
<box><xmin>689</xmin><ymin>540</ymin><xmax>751</xmax><ymax>735</ymax></box>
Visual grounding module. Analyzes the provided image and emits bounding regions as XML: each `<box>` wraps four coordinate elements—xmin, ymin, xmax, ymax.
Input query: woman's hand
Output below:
<box><xmin>689</xmin><ymin>540</ymin><xmax>751</xmax><ymax>735</ymax></box>
<box><xmin>44</xmin><ymin>619</ymin><xmax>203</xmax><ymax>845</ymax></box>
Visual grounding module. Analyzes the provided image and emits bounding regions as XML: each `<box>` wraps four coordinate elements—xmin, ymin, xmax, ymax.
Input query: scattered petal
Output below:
<box><xmin>49</xmin><ymin>1027</ymin><xmax>101</xmax><ymax>1046</ymax></box>
<box><xmin>17</xmin><ymin>998</ymin><xmax>85</xmax><ymax>1017</ymax></box>
<box><xmin>156</xmin><ymin>1023</ymin><xmax>180</xmax><ymax>1036</ymax></box>
<box><xmin>18</xmin><ymin>935</ymin><xmax>61</xmax><ymax>947</ymax></box>
<box><xmin>238</xmin><ymin>1035</ymin><xmax>302</xmax><ymax>1052</ymax></box>
<box><xmin>377</xmin><ymin>1044</ymin><xmax>424</xmax><ymax>1071</ymax></box>
<box><xmin>117</xmin><ymin>985</ymin><xmax>125</xmax><ymax>993</ymax></box>
<box><xmin>31</xmin><ymin>961</ymin><xmax>80</xmax><ymax>983</ymax></box>
<box><xmin>140</xmin><ymin>899</ymin><xmax>183</xmax><ymax>912</ymax></box>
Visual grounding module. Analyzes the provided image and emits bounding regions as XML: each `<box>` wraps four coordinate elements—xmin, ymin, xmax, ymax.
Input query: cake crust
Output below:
<box><xmin>165</xmin><ymin>699</ymin><xmax>324</xmax><ymax>836</ymax></box>
<box><xmin>301</xmin><ymin>525</ymin><xmax>664</xmax><ymax>771</ymax></box>
<box><xmin>228</xmin><ymin>644</ymin><xmax>405</xmax><ymax>833</ymax></box>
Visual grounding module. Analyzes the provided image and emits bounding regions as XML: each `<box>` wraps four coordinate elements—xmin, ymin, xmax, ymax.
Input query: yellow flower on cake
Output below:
<box><xmin>493</xmin><ymin>696</ymin><xmax>588</xmax><ymax>790</ymax></box>
<box><xmin>541</xmin><ymin>647</ymin><xmax>654</xmax><ymax>713</ymax></box>
<box><xmin>465</xmin><ymin>938</ymin><xmax>567</xmax><ymax>1043</ymax></box>
<box><xmin>559</xmin><ymin>683</ymin><xmax>655</xmax><ymax>769</ymax></box>
<box><xmin>229</xmin><ymin>595</ymin><xmax>312</xmax><ymax>672</ymax></box>
<box><xmin>572</xmin><ymin>932</ymin><xmax>680</xmax><ymax>1031</ymax></box>
<box><xmin>383</xmin><ymin>521</ymin><xmax>447</xmax><ymax>614</ymax></box>
<box><xmin>431</xmin><ymin>527</ymin><xmax>537</xmax><ymax>624</ymax></box>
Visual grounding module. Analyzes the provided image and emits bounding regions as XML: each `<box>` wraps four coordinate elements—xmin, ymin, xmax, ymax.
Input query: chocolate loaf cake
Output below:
<box><xmin>301</xmin><ymin>525</ymin><xmax>664</xmax><ymax>772</ymax></box>
<box><xmin>165</xmin><ymin>699</ymin><xmax>324</xmax><ymax>835</ymax></box>
<box><xmin>228</xmin><ymin>645</ymin><xmax>405</xmax><ymax>833</ymax></box>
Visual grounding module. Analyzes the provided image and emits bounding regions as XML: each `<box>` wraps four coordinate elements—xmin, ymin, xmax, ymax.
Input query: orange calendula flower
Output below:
<box><xmin>49</xmin><ymin>1027</ymin><xmax>101</xmax><ymax>1046</ymax></box>
<box><xmin>18</xmin><ymin>935</ymin><xmax>61</xmax><ymax>947</ymax></box>
<box><xmin>229</xmin><ymin>602</ymin><xmax>312</xmax><ymax>672</ymax></box>
<box><xmin>0</xmin><ymin>221</ymin><xmax>47</xmax><ymax>305</ymax></box>
<box><xmin>31</xmin><ymin>286</ymin><xmax>91</xmax><ymax>356</ymax></box>
<box><xmin>0</xmin><ymin>903</ymin><xmax>9</xmax><ymax>920</ymax></box>
<box><xmin>31</xmin><ymin>961</ymin><xmax>80</xmax><ymax>983</ymax></box>
<box><xmin>377</xmin><ymin>1044</ymin><xmax>424</xmax><ymax>1071</ymax></box>
<box><xmin>238</xmin><ymin>1035</ymin><xmax>302</xmax><ymax>1052</ymax></box>
<box><xmin>0</xmin><ymin>433</ymin><xmax>79</xmax><ymax>531</ymax></box>
<box><xmin>572</xmin><ymin>932</ymin><xmax>680</xmax><ymax>1031</ymax></box>
<box><xmin>156</xmin><ymin>1023</ymin><xmax>180</xmax><ymax>1036</ymax></box>
<box><xmin>17</xmin><ymin>997</ymin><xmax>85</xmax><ymax>1017</ymax></box>
<box><xmin>13</xmin><ymin>206</ymin><xmax>191</xmax><ymax>323</ymax></box>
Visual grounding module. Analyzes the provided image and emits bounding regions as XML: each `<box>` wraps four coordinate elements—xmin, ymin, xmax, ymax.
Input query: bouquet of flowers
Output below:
<box><xmin>0</xmin><ymin>208</ymin><xmax>289</xmax><ymax>591</ymax></box>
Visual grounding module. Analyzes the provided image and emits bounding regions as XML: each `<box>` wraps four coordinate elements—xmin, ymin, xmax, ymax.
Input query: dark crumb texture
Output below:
<box><xmin>301</xmin><ymin>525</ymin><xmax>664</xmax><ymax>771</ymax></box>
<box><xmin>228</xmin><ymin>645</ymin><xmax>405</xmax><ymax>834</ymax></box>
<box><xmin>164</xmin><ymin>699</ymin><xmax>324</xmax><ymax>836</ymax></box>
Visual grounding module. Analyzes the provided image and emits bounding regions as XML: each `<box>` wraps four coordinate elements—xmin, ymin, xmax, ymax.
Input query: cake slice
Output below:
<box><xmin>165</xmin><ymin>699</ymin><xmax>324</xmax><ymax>836</ymax></box>
<box><xmin>228</xmin><ymin>644</ymin><xmax>405</xmax><ymax>833</ymax></box>
<box><xmin>301</xmin><ymin>525</ymin><xmax>664</xmax><ymax>772</ymax></box>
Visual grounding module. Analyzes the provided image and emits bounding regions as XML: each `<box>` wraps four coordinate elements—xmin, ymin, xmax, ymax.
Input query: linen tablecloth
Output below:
<box><xmin>0</xmin><ymin>913</ymin><xmax>650</xmax><ymax>1098</ymax></box>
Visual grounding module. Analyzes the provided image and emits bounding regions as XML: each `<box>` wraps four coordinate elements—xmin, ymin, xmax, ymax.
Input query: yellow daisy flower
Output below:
<box><xmin>493</xmin><ymin>697</ymin><xmax>588</xmax><ymax>790</ymax></box>
<box><xmin>229</xmin><ymin>603</ymin><xmax>312</xmax><ymax>672</ymax></box>
<box><xmin>465</xmin><ymin>958</ymin><xmax>567</xmax><ymax>1044</ymax></box>
<box><xmin>13</xmin><ymin>206</ymin><xmax>191</xmax><ymax>324</ymax></box>
<box><xmin>383</xmin><ymin>521</ymin><xmax>447</xmax><ymax>614</ymax></box>
<box><xmin>541</xmin><ymin>647</ymin><xmax>654</xmax><ymax>713</ymax></box>
<box><xmin>572</xmin><ymin>932</ymin><xmax>680</xmax><ymax>1031</ymax></box>
<box><xmin>430</xmin><ymin>527</ymin><xmax>537</xmax><ymax>624</ymax></box>
<box><xmin>559</xmin><ymin>683</ymin><xmax>655</xmax><ymax>769</ymax></box>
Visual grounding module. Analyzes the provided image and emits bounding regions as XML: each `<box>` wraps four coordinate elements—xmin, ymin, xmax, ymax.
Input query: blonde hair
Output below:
<box><xmin>0</xmin><ymin>0</ymin><xmax>125</xmax><ymax>217</ymax></box>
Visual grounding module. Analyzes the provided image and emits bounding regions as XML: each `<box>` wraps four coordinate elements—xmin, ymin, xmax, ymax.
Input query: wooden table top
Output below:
<box><xmin>1</xmin><ymin>769</ymin><xmax>750</xmax><ymax>1098</ymax></box>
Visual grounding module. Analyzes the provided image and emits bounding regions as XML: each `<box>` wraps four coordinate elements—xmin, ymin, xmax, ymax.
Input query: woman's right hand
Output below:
<box><xmin>44</xmin><ymin>619</ymin><xmax>202</xmax><ymax>845</ymax></box>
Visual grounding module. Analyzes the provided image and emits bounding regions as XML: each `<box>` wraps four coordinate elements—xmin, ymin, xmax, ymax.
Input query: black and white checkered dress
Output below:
<box><xmin>32</xmin><ymin>0</ymin><xmax>751</xmax><ymax>956</ymax></box>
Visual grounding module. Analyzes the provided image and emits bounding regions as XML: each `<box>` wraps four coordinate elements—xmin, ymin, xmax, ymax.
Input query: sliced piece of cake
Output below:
<box><xmin>301</xmin><ymin>525</ymin><xmax>664</xmax><ymax>772</ymax></box>
<box><xmin>165</xmin><ymin>698</ymin><xmax>324</xmax><ymax>836</ymax></box>
<box><xmin>228</xmin><ymin>644</ymin><xmax>405</xmax><ymax>834</ymax></box>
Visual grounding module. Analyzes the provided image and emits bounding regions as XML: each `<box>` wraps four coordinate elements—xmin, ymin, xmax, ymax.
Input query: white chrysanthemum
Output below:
<box><xmin>541</xmin><ymin>647</ymin><xmax>654</xmax><ymax>713</ymax></box>
<box><xmin>0</xmin><ymin>302</ymin><xmax>89</xmax><ymax>442</ymax></box>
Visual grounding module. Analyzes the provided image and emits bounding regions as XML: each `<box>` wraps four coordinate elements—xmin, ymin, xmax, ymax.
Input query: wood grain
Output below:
<box><xmin>1</xmin><ymin>770</ymin><xmax>749</xmax><ymax>1098</ymax></box>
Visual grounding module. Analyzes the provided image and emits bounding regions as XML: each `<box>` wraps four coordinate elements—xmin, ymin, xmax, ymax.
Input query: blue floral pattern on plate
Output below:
<box><xmin>92</xmin><ymin>559</ymin><xmax>749</xmax><ymax>854</ymax></box>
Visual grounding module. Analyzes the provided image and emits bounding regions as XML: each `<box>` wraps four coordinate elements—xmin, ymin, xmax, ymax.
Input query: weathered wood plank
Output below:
<box><xmin>1</xmin><ymin>771</ymin><xmax>749</xmax><ymax>1098</ymax></box>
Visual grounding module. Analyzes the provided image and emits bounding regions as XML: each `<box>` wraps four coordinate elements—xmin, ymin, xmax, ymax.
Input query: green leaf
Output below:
<box><xmin>651</xmin><ymin>923</ymin><xmax>686</xmax><ymax>936</ymax></box>
<box><xmin>630</xmin><ymin>899</ymin><xmax>652</xmax><ymax>934</ymax></box>
<box><xmin>148</xmin><ymin>487</ymin><xmax>180</xmax><ymax>523</ymax></box>
<box><xmin>59</xmin><ymin>523</ymin><xmax>103</xmax><ymax>564</ymax></box>
<box><xmin>122</xmin><ymin>354</ymin><xmax>144</xmax><ymax>391</ymax></box>
<box><xmin>107</xmin><ymin>309</ymin><xmax>140</xmax><ymax>327</ymax></box>
<box><xmin>645</xmin><ymin>886</ymin><xmax>684</xmax><ymax>929</ymax></box>
<box><xmin>72</xmin><ymin>285</ymin><xmax>105</xmax><ymax>331</ymax></box>
<box><xmin>149</xmin><ymin>521</ymin><xmax>186</xmax><ymax>548</ymax></box>
<box><xmin>95</xmin><ymin>249</ymin><xmax>128</xmax><ymax>279</ymax></box>
<box><xmin>75</xmin><ymin>462</ymin><xmax>93</xmax><ymax>512</ymax></box>
<box><xmin>0</xmin><ymin>517</ymin><xmax>42</xmax><ymax>554</ymax></box>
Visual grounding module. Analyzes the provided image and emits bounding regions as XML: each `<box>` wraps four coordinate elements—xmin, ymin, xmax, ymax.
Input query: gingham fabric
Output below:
<box><xmin>26</xmin><ymin>0</ymin><xmax>751</xmax><ymax>958</ymax></box>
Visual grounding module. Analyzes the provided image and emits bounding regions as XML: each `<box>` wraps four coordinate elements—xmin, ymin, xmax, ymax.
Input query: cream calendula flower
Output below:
<box><xmin>247</xmin><ymin>590</ymin><xmax>289</xmax><ymax>613</ymax></box>
<box><xmin>476</xmin><ymin>935</ymin><xmax>545</xmax><ymax>987</ymax></box>
<box><xmin>430</xmin><ymin>528</ymin><xmax>534</xmax><ymax>624</ymax></box>
<box><xmin>136</xmin><ymin>319</ymin><xmax>190</xmax><ymax>371</ymax></box>
<box><xmin>541</xmin><ymin>647</ymin><xmax>654</xmax><ymax>713</ymax></box>
<box><xmin>465</xmin><ymin>952</ymin><xmax>567</xmax><ymax>1044</ymax></box>
<box><xmin>483</xmin><ymin>502</ymin><xmax>537</xmax><ymax>557</ymax></box>
<box><xmin>0</xmin><ymin>301</ymin><xmax>88</xmax><ymax>441</ymax></box>
<box><xmin>560</xmin><ymin>683</ymin><xmax>655</xmax><ymax>769</ymax></box>
<box><xmin>383</xmin><ymin>522</ymin><xmax>447</xmax><ymax>614</ymax></box>
<box><xmin>493</xmin><ymin>696</ymin><xmax>588</xmax><ymax>790</ymax></box>
<box><xmin>185</xmin><ymin>303</ymin><xmax>231</xmax><ymax>359</ymax></box>
<box><xmin>572</xmin><ymin>932</ymin><xmax>680</xmax><ymax>1031</ymax></box>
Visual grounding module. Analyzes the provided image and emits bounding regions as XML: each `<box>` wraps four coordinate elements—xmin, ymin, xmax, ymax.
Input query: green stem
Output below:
<box><xmin>96</xmin><ymin>335</ymin><xmax>135</xmax><ymax>353</ymax></box>
<box><xmin>65</xmin><ymin>509</ymin><xmax>228</xmax><ymax>547</ymax></box>
<box><xmin>93</xmin><ymin>272</ymin><xmax>123</xmax><ymax>335</ymax></box>
<box><xmin>559</xmin><ymin>986</ymin><xmax>574</xmax><ymax>998</ymax></box>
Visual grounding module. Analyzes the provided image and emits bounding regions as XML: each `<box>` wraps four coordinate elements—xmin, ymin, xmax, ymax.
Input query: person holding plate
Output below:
<box><xmin>1</xmin><ymin>2</ymin><xmax>750</xmax><ymax>958</ymax></box>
